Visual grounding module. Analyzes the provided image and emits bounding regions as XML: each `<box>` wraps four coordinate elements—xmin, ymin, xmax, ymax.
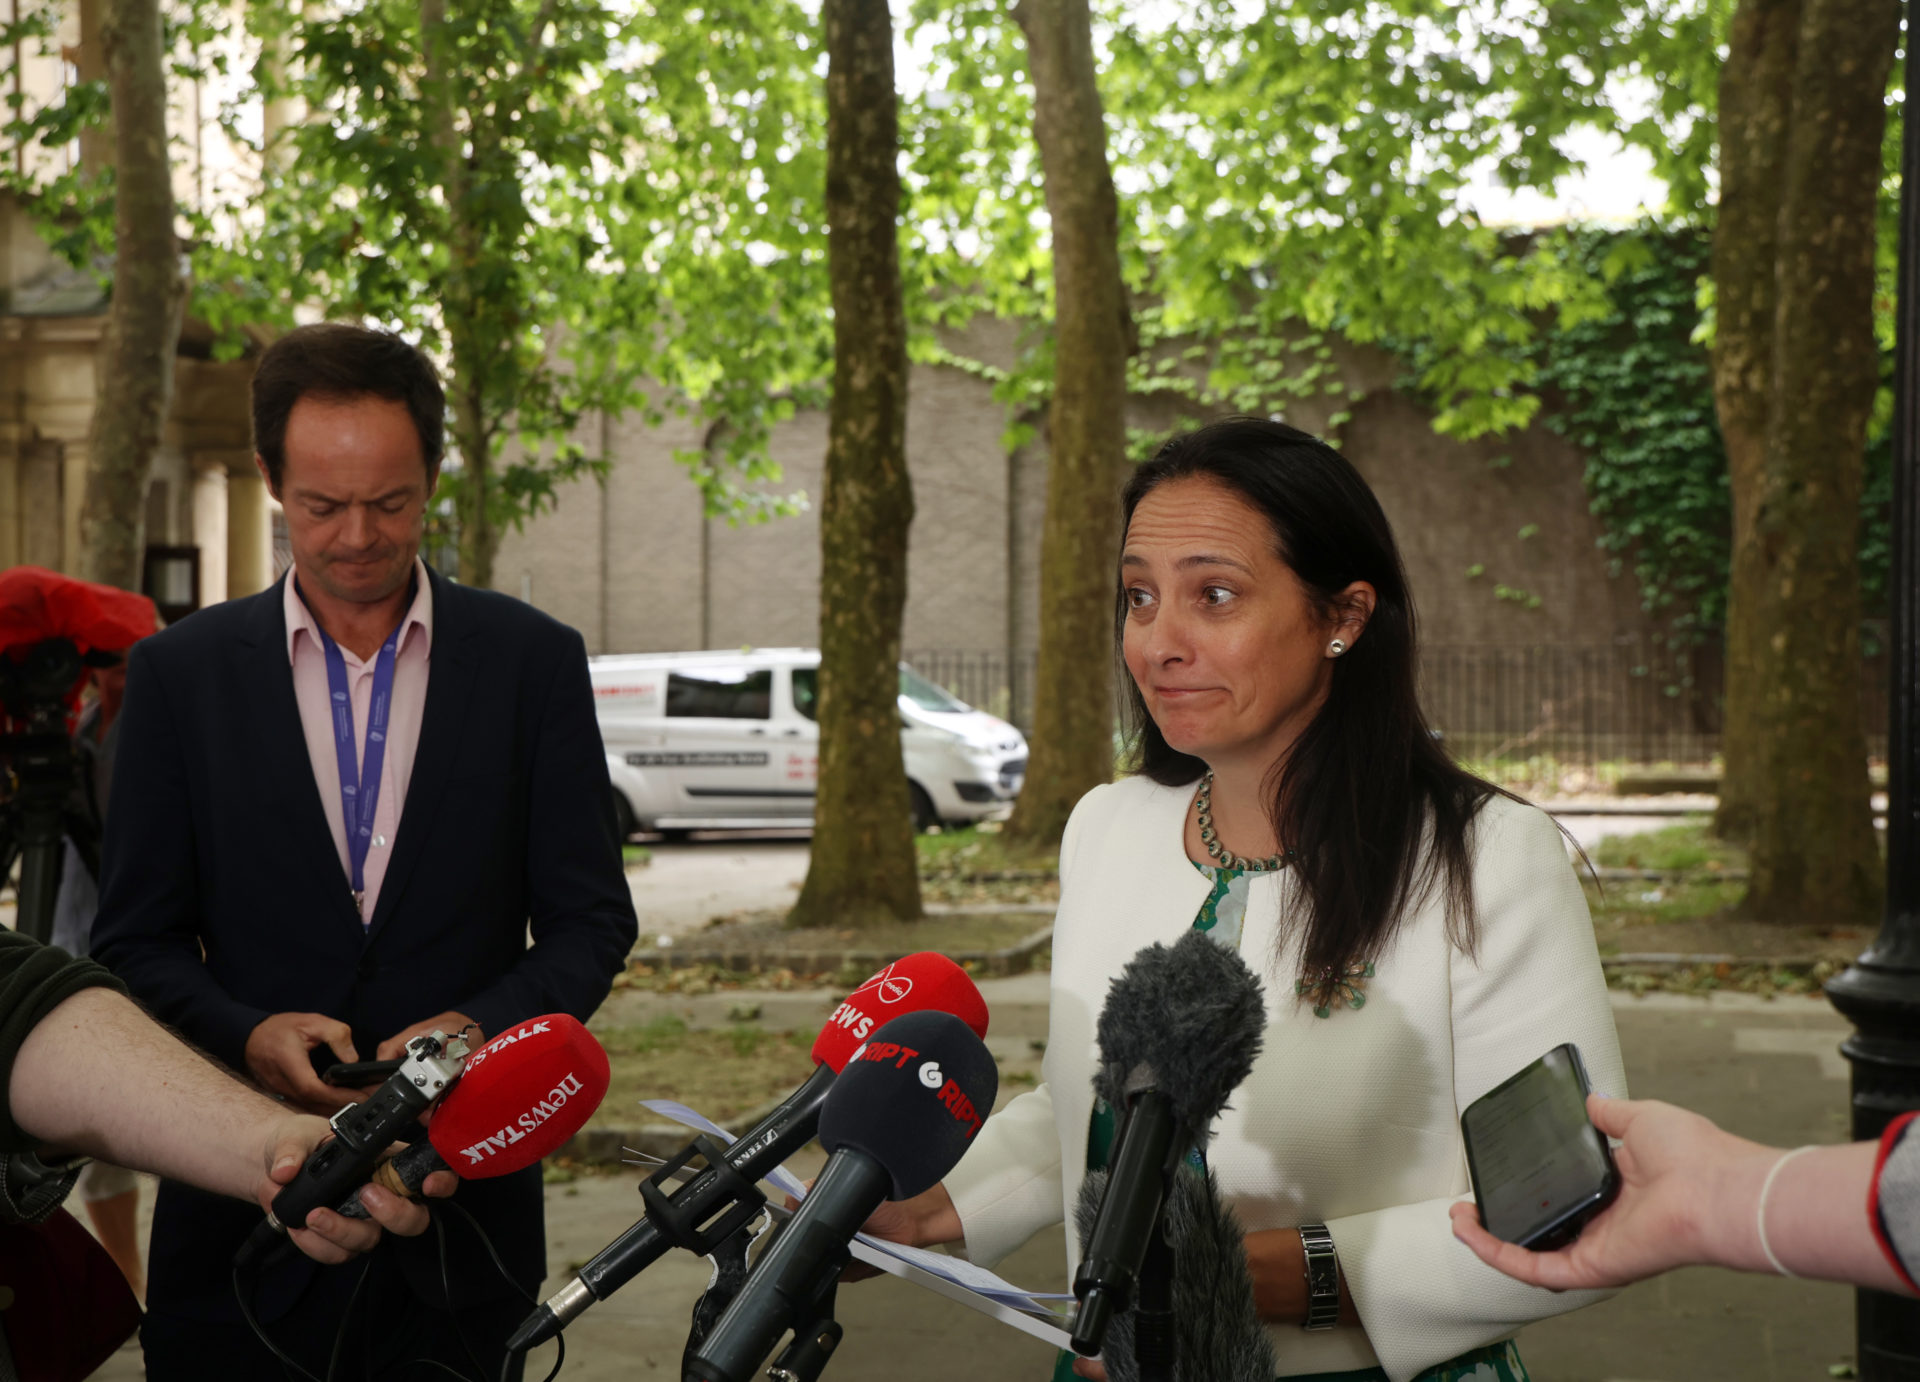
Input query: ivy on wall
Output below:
<box><xmin>1535</xmin><ymin>228</ymin><xmax>1730</xmax><ymax>638</ymax></box>
<box><xmin>1532</xmin><ymin>226</ymin><xmax>1891</xmax><ymax>643</ymax></box>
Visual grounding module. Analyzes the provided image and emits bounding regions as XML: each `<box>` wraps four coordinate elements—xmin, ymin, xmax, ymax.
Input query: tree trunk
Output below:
<box><xmin>787</xmin><ymin>0</ymin><xmax>921</xmax><ymax>929</ymax></box>
<box><xmin>1712</xmin><ymin>0</ymin><xmax>1800</xmax><ymax>843</ymax></box>
<box><xmin>1740</xmin><ymin>0</ymin><xmax>1896</xmax><ymax>922</ymax></box>
<box><xmin>78</xmin><ymin>0</ymin><xmax>184</xmax><ymax>592</ymax></box>
<box><xmin>422</xmin><ymin>0</ymin><xmax>497</xmax><ymax>589</ymax></box>
<box><xmin>1001</xmin><ymin>0</ymin><xmax>1133</xmax><ymax>851</ymax></box>
<box><xmin>451</xmin><ymin>377</ymin><xmax>495</xmax><ymax>588</ymax></box>
<box><xmin>74</xmin><ymin>0</ymin><xmax>110</xmax><ymax>175</ymax></box>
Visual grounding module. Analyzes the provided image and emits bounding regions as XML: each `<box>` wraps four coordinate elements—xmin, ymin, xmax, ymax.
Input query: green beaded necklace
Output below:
<box><xmin>1193</xmin><ymin>771</ymin><xmax>1295</xmax><ymax>872</ymax></box>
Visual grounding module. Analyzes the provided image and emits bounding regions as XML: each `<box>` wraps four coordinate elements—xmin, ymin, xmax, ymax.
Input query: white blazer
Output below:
<box><xmin>943</xmin><ymin>775</ymin><xmax>1625</xmax><ymax>1381</ymax></box>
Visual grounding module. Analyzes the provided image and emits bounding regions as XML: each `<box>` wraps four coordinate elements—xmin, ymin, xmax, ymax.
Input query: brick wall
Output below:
<box><xmin>491</xmin><ymin>315</ymin><xmax>1665</xmax><ymax>685</ymax></box>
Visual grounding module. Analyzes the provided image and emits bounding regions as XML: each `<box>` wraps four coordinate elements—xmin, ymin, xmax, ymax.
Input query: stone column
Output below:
<box><xmin>226</xmin><ymin>467</ymin><xmax>275</xmax><ymax>597</ymax></box>
<box><xmin>191</xmin><ymin>461</ymin><xmax>228</xmax><ymax>606</ymax></box>
<box><xmin>18</xmin><ymin>441</ymin><xmax>62</xmax><ymax>571</ymax></box>
<box><xmin>60</xmin><ymin>441</ymin><xmax>86</xmax><ymax>577</ymax></box>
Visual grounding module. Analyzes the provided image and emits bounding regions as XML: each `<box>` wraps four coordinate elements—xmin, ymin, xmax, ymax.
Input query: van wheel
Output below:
<box><xmin>909</xmin><ymin>784</ymin><xmax>937</xmax><ymax>834</ymax></box>
<box><xmin>613</xmin><ymin>792</ymin><xmax>637</xmax><ymax>843</ymax></box>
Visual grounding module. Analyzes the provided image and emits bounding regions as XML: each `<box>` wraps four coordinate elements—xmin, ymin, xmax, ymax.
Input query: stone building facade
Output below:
<box><xmin>0</xmin><ymin>200</ymin><xmax>276</xmax><ymax>613</ymax></box>
<box><xmin>0</xmin><ymin>0</ymin><xmax>277</xmax><ymax>615</ymax></box>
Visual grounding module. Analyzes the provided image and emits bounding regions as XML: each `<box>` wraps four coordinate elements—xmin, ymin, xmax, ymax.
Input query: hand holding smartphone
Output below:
<box><xmin>1461</xmin><ymin>1043</ymin><xmax>1620</xmax><ymax>1251</ymax></box>
<box><xmin>322</xmin><ymin>1057</ymin><xmax>405</xmax><ymax>1088</ymax></box>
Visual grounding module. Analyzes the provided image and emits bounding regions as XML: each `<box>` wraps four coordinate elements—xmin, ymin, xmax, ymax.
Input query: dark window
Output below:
<box><xmin>667</xmin><ymin>669</ymin><xmax>772</xmax><ymax>720</ymax></box>
<box><xmin>792</xmin><ymin>668</ymin><xmax>819</xmax><ymax>722</ymax></box>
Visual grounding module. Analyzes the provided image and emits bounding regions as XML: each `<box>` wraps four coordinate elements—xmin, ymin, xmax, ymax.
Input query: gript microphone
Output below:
<box><xmin>506</xmin><ymin>952</ymin><xmax>989</xmax><ymax>1354</ymax></box>
<box><xmin>684</xmin><ymin>1009</ymin><xmax>999</xmax><ymax>1382</ymax></box>
<box><xmin>1073</xmin><ymin>1166</ymin><xmax>1275</xmax><ymax>1382</ymax></box>
<box><xmin>1070</xmin><ymin>930</ymin><xmax>1266</xmax><ymax>1360</ymax></box>
<box><xmin>336</xmin><ymin>1014</ymin><xmax>610</xmax><ymax>1216</ymax></box>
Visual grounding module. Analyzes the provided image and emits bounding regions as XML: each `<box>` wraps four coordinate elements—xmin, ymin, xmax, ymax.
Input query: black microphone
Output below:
<box><xmin>1069</xmin><ymin>930</ymin><xmax>1266</xmax><ymax>1360</ymax></box>
<box><xmin>506</xmin><ymin>951</ymin><xmax>989</xmax><ymax>1355</ymax></box>
<box><xmin>1073</xmin><ymin>1166</ymin><xmax>1275</xmax><ymax>1382</ymax></box>
<box><xmin>233</xmin><ymin>1028</ymin><xmax>470</xmax><ymax>1271</ymax></box>
<box><xmin>683</xmin><ymin>1009</ymin><xmax>999</xmax><ymax>1382</ymax></box>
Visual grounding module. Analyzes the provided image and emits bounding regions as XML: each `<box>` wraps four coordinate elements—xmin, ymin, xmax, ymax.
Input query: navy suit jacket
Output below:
<box><xmin>92</xmin><ymin>569</ymin><xmax>638</xmax><ymax>1320</ymax></box>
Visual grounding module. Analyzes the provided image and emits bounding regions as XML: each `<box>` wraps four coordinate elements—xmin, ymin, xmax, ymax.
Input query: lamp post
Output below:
<box><xmin>1825</xmin><ymin>26</ymin><xmax>1920</xmax><ymax>1380</ymax></box>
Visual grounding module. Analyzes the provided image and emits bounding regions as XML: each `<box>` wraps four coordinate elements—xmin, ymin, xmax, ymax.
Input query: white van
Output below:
<box><xmin>590</xmin><ymin>648</ymin><xmax>1028</xmax><ymax>837</ymax></box>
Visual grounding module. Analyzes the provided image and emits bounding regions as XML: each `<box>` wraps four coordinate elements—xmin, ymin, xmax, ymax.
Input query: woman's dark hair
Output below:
<box><xmin>1119</xmin><ymin>416</ymin><xmax>1509</xmax><ymax>1006</ymax></box>
<box><xmin>251</xmin><ymin>323</ymin><xmax>446</xmax><ymax>489</ymax></box>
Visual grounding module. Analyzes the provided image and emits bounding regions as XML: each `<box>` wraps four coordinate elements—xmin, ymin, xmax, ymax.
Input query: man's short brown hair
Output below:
<box><xmin>252</xmin><ymin>324</ymin><xmax>446</xmax><ymax>489</ymax></box>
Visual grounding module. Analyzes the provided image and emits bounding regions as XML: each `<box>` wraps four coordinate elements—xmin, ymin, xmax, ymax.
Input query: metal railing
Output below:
<box><xmin>906</xmin><ymin>642</ymin><xmax>1890</xmax><ymax>766</ymax></box>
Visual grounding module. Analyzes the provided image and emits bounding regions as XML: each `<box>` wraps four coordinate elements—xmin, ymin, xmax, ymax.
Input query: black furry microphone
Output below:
<box><xmin>1074</xmin><ymin>1168</ymin><xmax>1276</xmax><ymax>1382</ymax></box>
<box><xmin>1070</xmin><ymin>930</ymin><xmax>1266</xmax><ymax>1365</ymax></box>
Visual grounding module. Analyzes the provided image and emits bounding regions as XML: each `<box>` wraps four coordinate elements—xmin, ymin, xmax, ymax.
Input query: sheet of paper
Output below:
<box><xmin>847</xmin><ymin>1237</ymin><xmax>1077</xmax><ymax>1353</ymax></box>
<box><xmin>639</xmin><ymin>1098</ymin><xmax>809</xmax><ymax>1199</ymax></box>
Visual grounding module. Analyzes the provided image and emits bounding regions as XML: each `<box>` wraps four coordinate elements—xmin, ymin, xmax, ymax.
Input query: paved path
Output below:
<box><xmin>625</xmin><ymin>837</ymin><xmax>812</xmax><ymax>944</ymax></box>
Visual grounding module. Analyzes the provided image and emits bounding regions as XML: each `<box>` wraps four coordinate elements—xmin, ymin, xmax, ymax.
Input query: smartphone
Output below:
<box><xmin>1461</xmin><ymin>1042</ymin><xmax>1620</xmax><ymax>1251</ymax></box>
<box><xmin>322</xmin><ymin>1057</ymin><xmax>404</xmax><ymax>1088</ymax></box>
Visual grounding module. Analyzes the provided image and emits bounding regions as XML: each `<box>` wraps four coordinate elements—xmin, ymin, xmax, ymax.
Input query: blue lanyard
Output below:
<box><xmin>298</xmin><ymin>583</ymin><xmax>407</xmax><ymax>905</ymax></box>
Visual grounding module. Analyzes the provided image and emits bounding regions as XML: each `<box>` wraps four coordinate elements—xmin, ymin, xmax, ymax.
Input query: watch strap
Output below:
<box><xmin>1299</xmin><ymin>1221</ymin><xmax>1340</xmax><ymax>1330</ymax></box>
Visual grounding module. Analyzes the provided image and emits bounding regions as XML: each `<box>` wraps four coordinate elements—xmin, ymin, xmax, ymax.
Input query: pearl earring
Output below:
<box><xmin>1328</xmin><ymin>638</ymin><xmax>1347</xmax><ymax>657</ymax></box>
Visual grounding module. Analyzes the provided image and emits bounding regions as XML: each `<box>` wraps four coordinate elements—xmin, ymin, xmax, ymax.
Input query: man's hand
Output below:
<box><xmin>377</xmin><ymin>1011</ymin><xmax>481</xmax><ymax>1062</ymax></box>
<box><xmin>245</xmin><ymin>1012</ymin><xmax>367</xmax><ymax>1117</ymax></box>
<box><xmin>255</xmin><ymin>1116</ymin><xmax>457</xmax><ymax>1265</ymax></box>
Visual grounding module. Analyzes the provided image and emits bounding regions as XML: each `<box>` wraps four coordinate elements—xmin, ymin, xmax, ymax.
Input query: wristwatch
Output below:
<box><xmin>1299</xmin><ymin>1222</ymin><xmax>1341</xmax><ymax>1330</ymax></box>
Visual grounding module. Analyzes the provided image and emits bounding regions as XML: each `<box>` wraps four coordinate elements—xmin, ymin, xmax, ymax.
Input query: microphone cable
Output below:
<box><xmin>326</xmin><ymin>1255</ymin><xmax>375</xmax><ymax>1382</ymax></box>
<box><xmin>233</xmin><ymin>1199</ymin><xmax>568</xmax><ymax>1382</ymax></box>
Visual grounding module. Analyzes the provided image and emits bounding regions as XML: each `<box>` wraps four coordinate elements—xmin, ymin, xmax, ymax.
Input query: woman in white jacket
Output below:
<box><xmin>868</xmin><ymin>417</ymin><xmax>1624</xmax><ymax>1382</ymax></box>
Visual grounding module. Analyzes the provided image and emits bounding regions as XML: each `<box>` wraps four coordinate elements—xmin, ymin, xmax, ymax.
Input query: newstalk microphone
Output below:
<box><xmin>339</xmin><ymin>1013</ymin><xmax>610</xmax><ymax>1214</ymax></box>
<box><xmin>684</xmin><ymin>1009</ymin><xmax>999</xmax><ymax>1382</ymax></box>
<box><xmin>506</xmin><ymin>953</ymin><xmax>989</xmax><ymax>1354</ymax></box>
<box><xmin>1069</xmin><ymin>930</ymin><xmax>1266</xmax><ymax>1374</ymax></box>
<box><xmin>234</xmin><ymin>1027</ymin><xmax>469</xmax><ymax>1271</ymax></box>
<box><xmin>234</xmin><ymin>1015</ymin><xmax>610</xmax><ymax>1270</ymax></box>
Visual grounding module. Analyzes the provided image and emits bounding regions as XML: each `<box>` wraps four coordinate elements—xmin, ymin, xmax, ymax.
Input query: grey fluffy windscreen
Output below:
<box><xmin>1093</xmin><ymin>930</ymin><xmax>1266</xmax><ymax>1130</ymax></box>
<box><xmin>1073</xmin><ymin>1167</ymin><xmax>1277</xmax><ymax>1382</ymax></box>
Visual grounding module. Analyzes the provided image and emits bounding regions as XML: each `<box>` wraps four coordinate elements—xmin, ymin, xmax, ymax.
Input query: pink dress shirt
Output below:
<box><xmin>284</xmin><ymin>557</ymin><xmax>433</xmax><ymax>925</ymax></box>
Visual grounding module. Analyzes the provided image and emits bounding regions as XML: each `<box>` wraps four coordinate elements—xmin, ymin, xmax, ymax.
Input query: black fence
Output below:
<box><xmin>906</xmin><ymin>649</ymin><xmax>1039</xmax><ymax>732</ymax></box>
<box><xmin>906</xmin><ymin>642</ymin><xmax>1891</xmax><ymax>767</ymax></box>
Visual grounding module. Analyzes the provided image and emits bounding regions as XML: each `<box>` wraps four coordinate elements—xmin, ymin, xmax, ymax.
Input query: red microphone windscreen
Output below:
<box><xmin>427</xmin><ymin>1014</ymin><xmax>610</xmax><ymax>1178</ymax></box>
<box><xmin>810</xmin><ymin>952</ymin><xmax>990</xmax><ymax>1071</ymax></box>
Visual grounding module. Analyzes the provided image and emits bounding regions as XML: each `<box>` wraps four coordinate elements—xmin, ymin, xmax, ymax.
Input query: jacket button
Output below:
<box><xmin>357</xmin><ymin>957</ymin><xmax>377</xmax><ymax>981</ymax></box>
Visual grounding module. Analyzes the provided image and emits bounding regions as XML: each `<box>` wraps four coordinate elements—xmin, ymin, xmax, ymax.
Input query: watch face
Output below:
<box><xmin>1307</xmin><ymin>1255</ymin><xmax>1338</xmax><ymax>1292</ymax></box>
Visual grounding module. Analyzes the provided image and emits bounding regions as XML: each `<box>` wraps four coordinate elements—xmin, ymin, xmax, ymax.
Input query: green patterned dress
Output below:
<box><xmin>1046</xmin><ymin>861</ymin><xmax>1532</xmax><ymax>1382</ymax></box>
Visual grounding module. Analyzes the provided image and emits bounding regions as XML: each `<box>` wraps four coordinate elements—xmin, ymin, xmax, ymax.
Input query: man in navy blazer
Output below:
<box><xmin>91</xmin><ymin>324</ymin><xmax>638</xmax><ymax>1380</ymax></box>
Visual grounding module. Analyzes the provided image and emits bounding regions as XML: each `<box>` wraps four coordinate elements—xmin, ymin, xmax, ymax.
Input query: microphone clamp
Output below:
<box><xmin>640</xmin><ymin>1135</ymin><xmax>770</xmax><ymax>1257</ymax></box>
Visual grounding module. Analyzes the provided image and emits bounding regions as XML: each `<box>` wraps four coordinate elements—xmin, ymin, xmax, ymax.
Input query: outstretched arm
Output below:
<box><xmin>9</xmin><ymin>985</ymin><xmax>449</xmax><ymax>1264</ymax></box>
<box><xmin>1450</xmin><ymin>1094</ymin><xmax>1907</xmax><ymax>1295</ymax></box>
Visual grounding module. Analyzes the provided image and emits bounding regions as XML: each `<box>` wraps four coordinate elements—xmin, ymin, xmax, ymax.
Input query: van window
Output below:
<box><xmin>792</xmin><ymin>666</ymin><xmax>968</xmax><ymax>722</ymax></box>
<box><xmin>666</xmin><ymin>669</ymin><xmax>772</xmax><ymax>720</ymax></box>
<box><xmin>900</xmin><ymin>666</ymin><xmax>968</xmax><ymax>713</ymax></box>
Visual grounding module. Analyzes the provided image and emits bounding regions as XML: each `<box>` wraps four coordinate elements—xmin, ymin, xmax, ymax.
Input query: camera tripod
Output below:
<box><xmin>0</xmin><ymin>638</ymin><xmax>106</xmax><ymax>945</ymax></box>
